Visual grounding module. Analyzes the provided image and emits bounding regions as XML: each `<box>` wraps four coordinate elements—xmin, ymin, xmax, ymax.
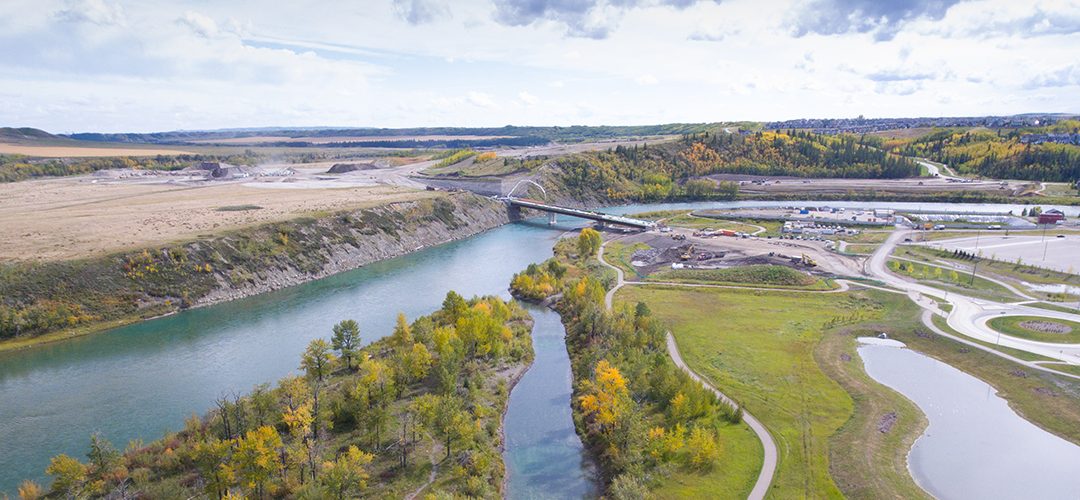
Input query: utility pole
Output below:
<box><xmin>1041</xmin><ymin>223</ymin><xmax>1049</xmax><ymax>261</ymax></box>
<box><xmin>969</xmin><ymin>257</ymin><xmax>979</xmax><ymax>287</ymax></box>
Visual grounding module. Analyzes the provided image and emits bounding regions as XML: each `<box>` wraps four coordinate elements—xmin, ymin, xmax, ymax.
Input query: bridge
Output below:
<box><xmin>498</xmin><ymin>179</ymin><xmax>655</xmax><ymax>230</ymax></box>
<box><xmin>502</xmin><ymin>197</ymin><xmax>655</xmax><ymax>230</ymax></box>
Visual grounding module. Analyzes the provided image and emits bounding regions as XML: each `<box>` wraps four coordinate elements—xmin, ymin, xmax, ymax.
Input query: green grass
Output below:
<box><xmin>651</xmin><ymin>421</ymin><xmax>763</xmax><ymax>498</ymax></box>
<box><xmin>987</xmin><ymin>315</ymin><xmax>1080</xmax><ymax>344</ymax></box>
<box><xmin>632</xmin><ymin>211</ymin><xmax>772</xmax><ymax>234</ymax></box>
<box><xmin>930</xmin><ymin>315</ymin><xmax>1058</xmax><ymax>363</ymax></box>
<box><xmin>602</xmin><ymin>241</ymin><xmax>650</xmax><ymax>279</ymax></box>
<box><xmin>842</xmin><ymin>243</ymin><xmax>880</xmax><ymax>255</ymax></box>
<box><xmin>1028</xmin><ymin>302</ymin><xmax>1080</xmax><ymax>314</ymax></box>
<box><xmin>648</xmin><ymin>265</ymin><xmax>832</xmax><ymax>290</ymax></box>
<box><xmin>886</xmin><ymin>258</ymin><xmax>1023</xmax><ymax>302</ymax></box>
<box><xmin>899</xmin><ymin>245</ymin><xmax>1080</xmax><ymax>295</ymax></box>
<box><xmin>616</xmin><ymin>285</ymin><xmax>863</xmax><ymax>498</ymax></box>
<box><xmin>1038</xmin><ymin>364</ymin><xmax>1080</xmax><ymax>377</ymax></box>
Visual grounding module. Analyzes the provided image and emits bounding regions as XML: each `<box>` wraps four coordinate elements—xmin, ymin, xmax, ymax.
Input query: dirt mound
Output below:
<box><xmin>327</xmin><ymin>163</ymin><xmax>378</xmax><ymax>174</ymax></box>
<box><xmin>1018</xmin><ymin>320</ymin><xmax>1072</xmax><ymax>334</ymax></box>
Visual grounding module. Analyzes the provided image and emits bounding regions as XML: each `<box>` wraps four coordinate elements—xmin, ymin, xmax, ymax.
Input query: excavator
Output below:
<box><xmin>680</xmin><ymin>244</ymin><xmax>695</xmax><ymax>261</ymax></box>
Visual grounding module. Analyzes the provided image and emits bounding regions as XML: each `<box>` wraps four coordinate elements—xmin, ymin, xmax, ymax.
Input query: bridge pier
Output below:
<box><xmin>548</xmin><ymin>212</ymin><xmax>557</xmax><ymax>225</ymax></box>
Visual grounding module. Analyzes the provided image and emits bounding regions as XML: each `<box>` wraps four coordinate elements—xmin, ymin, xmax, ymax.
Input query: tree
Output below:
<box><xmin>300</xmin><ymin>339</ymin><xmax>336</xmax><ymax>383</ymax></box>
<box><xmin>578</xmin><ymin>360</ymin><xmax>631</xmax><ymax>433</ymax></box>
<box><xmin>231</xmin><ymin>426</ymin><xmax>283</xmax><ymax>498</ymax></box>
<box><xmin>391</xmin><ymin>313</ymin><xmax>413</xmax><ymax>351</ymax></box>
<box><xmin>18</xmin><ymin>480</ymin><xmax>44</xmax><ymax>500</ymax></box>
<box><xmin>577</xmin><ymin>228</ymin><xmax>602</xmax><ymax>258</ymax></box>
<box><xmin>430</xmin><ymin>395</ymin><xmax>475</xmax><ymax>460</ymax></box>
<box><xmin>319</xmin><ymin>445</ymin><xmax>373</xmax><ymax>500</ymax></box>
<box><xmin>686</xmin><ymin>427</ymin><xmax>719</xmax><ymax>469</ymax></box>
<box><xmin>87</xmin><ymin>433</ymin><xmax>121</xmax><ymax>476</ymax></box>
<box><xmin>331</xmin><ymin>320</ymin><xmax>361</xmax><ymax>370</ymax></box>
<box><xmin>190</xmin><ymin>438</ymin><xmax>234</xmax><ymax>499</ymax></box>
<box><xmin>46</xmin><ymin>454</ymin><xmax>86</xmax><ymax>498</ymax></box>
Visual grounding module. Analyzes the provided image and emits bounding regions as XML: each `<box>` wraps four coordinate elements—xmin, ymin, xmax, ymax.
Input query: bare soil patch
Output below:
<box><xmin>0</xmin><ymin>176</ymin><xmax>436</xmax><ymax>261</ymax></box>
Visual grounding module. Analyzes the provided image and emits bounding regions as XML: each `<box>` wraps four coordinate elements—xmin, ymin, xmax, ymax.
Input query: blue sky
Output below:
<box><xmin>1</xmin><ymin>0</ymin><xmax>1078</xmax><ymax>132</ymax></box>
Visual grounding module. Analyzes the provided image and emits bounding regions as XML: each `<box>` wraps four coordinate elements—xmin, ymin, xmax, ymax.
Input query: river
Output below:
<box><xmin>859</xmin><ymin>341</ymin><xmax>1080</xmax><ymax>499</ymax></box>
<box><xmin>1</xmin><ymin>199</ymin><xmax>1074</xmax><ymax>495</ymax></box>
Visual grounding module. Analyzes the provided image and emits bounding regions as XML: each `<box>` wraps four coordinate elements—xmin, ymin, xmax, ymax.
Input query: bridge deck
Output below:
<box><xmin>506</xmin><ymin>198</ymin><xmax>654</xmax><ymax>229</ymax></box>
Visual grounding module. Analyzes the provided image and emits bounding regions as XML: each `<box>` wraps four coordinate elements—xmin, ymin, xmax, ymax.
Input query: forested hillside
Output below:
<box><xmin>552</xmin><ymin>130</ymin><xmax>918</xmax><ymax>202</ymax></box>
<box><xmin>889</xmin><ymin>122</ymin><xmax>1080</xmax><ymax>181</ymax></box>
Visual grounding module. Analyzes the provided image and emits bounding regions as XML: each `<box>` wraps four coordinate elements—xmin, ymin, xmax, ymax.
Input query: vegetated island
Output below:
<box><xmin>16</xmin><ymin>292</ymin><xmax>533</xmax><ymax>499</ymax></box>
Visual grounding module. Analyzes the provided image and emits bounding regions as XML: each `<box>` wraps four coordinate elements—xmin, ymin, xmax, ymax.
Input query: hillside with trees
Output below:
<box><xmin>888</xmin><ymin>122</ymin><xmax>1080</xmax><ymax>181</ymax></box>
<box><xmin>21</xmin><ymin>293</ymin><xmax>533</xmax><ymax>499</ymax></box>
<box><xmin>550</xmin><ymin>130</ymin><xmax>918</xmax><ymax>202</ymax></box>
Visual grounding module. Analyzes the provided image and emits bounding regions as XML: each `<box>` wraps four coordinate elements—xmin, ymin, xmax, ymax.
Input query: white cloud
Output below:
<box><xmin>635</xmin><ymin>74</ymin><xmax>659</xmax><ymax>85</ymax></box>
<box><xmin>467</xmin><ymin>91</ymin><xmax>496</xmax><ymax>108</ymax></box>
<box><xmin>518</xmin><ymin>90</ymin><xmax>539</xmax><ymax>105</ymax></box>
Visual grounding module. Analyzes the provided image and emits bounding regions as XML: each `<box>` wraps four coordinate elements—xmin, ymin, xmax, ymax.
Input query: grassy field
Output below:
<box><xmin>651</xmin><ymin>421</ymin><xmax>764</xmax><ymax>498</ymax></box>
<box><xmin>987</xmin><ymin>316</ymin><xmax>1080</xmax><ymax>344</ymax></box>
<box><xmin>615</xmin><ymin>285</ymin><xmax>861</xmax><ymax>498</ymax></box>
<box><xmin>601</xmin><ymin>240</ymin><xmax>649</xmax><ymax>279</ymax></box>
<box><xmin>633</xmin><ymin>211</ymin><xmax>773</xmax><ymax>233</ymax></box>
<box><xmin>842</xmin><ymin>243</ymin><xmax>880</xmax><ymax>255</ymax></box>
<box><xmin>816</xmin><ymin>322</ymin><xmax>930</xmax><ymax>499</ymax></box>
<box><xmin>929</xmin><ymin>315</ymin><xmax>1058</xmax><ymax>363</ymax></box>
<box><xmin>648</xmin><ymin>265</ymin><xmax>834</xmax><ymax>290</ymax></box>
<box><xmin>886</xmin><ymin>257</ymin><xmax>1023</xmax><ymax>302</ymax></box>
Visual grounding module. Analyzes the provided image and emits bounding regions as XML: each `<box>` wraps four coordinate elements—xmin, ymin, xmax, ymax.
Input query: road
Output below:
<box><xmin>868</xmin><ymin>229</ymin><xmax>1080</xmax><ymax>367</ymax></box>
<box><xmin>598</xmin><ymin>240</ymin><xmax>779</xmax><ymax>500</ymax></box>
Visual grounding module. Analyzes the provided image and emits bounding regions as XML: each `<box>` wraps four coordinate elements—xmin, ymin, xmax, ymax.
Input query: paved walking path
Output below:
<box><xmin>598</xmin><ymin>240</ymin><xmax>778</xmax><ymax>500</ymax></box>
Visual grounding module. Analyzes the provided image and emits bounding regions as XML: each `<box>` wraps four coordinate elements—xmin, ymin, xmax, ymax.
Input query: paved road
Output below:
<box><xmin>869</xmin><ymin>230</ymin><xmax>1080</xmax><ymax>366</ymax></box>
<box><xmin>598</xmin><ymin>241</ymin><xmax>778</xmax><ymax>500</ymax></box>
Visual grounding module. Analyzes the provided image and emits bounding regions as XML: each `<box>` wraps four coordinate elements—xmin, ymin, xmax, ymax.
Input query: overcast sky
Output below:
<box><xmin>2</xmin><ymin>0</ymin><xmax>1078</xmax><ymax>133</ymax></box>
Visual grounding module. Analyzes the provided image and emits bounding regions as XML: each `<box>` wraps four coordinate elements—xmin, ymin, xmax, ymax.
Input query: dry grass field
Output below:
<box><xmin>0</xmin><ymin>143</ymin><xmax>194</xmax><ymax>157</ymax></box>
<box><xmin>0</xmin><ymin>177</ymin><xmax>437</xmax><ymax>261</ymax></box>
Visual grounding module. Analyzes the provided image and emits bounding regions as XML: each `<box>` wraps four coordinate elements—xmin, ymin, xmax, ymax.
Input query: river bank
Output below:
<box><xmin>0</xmin><ymin>191</ymin><xmax>510</xmax><ymax>353</ymax></box>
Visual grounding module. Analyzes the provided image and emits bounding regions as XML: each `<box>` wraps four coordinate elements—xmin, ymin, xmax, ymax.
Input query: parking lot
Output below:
<box><xmin>920</xmin><ymin>233</ymin><xmax>1080</xmax><ymax>274</ymax></box>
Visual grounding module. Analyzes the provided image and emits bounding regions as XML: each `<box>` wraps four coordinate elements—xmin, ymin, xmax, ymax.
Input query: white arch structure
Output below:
<box><xmin>506</xmin><ymin>179</ymin><xmax>547</xmax><ymax>200</ymax></box>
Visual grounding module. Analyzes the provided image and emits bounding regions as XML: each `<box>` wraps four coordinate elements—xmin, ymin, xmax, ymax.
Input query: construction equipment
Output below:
<box><xmin>801</xmin><ymin>254</ymin><xmax>818</xmax><ymax>267</ymax></box>
<box><xmin>680</xmin><ymin>244</ymin><xmax>695</xmax><ymax>261</ymax></box>
<box><xmin>671</xmin><ymin>234</ymin><xmax>686</xmax><ymax>241</ymax></box>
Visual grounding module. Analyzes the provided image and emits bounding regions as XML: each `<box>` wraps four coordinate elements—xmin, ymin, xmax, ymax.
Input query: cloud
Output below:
<box><xmin>467</xmin><ymin>91</ymin><xmax>496</xmax><ymax>107</ymax></box>
<box><xmin>635</xmin><ymin>74</ymin><xmax>659</xmax><ymax>85</ymax></box>
<box><xmin>392</xmin><ymin>0</ymin><xmax>449</xmax><ymax>25</ymax></box>
<box><xmin>176</xmin><ymin>11</ymin><xmax>218</xmax><ymax>38</ymax></box>
<box><xmin>491</xmin><ymin>0</ymin><xmax>721</xmax><ymax>39</ymax></box>
<box><xmin>934</xmin><ymin>2</ymin><xmax>1080</xmax><ymax>38</ymax></box>
<box><xmin>518</xmin><ymin>90</ymin><xmax>539</xmax><ymax>105</ymax></box>
<box><xmin>788</xmin><ymin>0</ymin><xmax>966</xmax><ymax>41</ymax></box>
<box><xmin>864</xmin><ymin>69</ymin><xmax>935</xmax><ymax>82</ymax></box>
<box><xmin>55</xmin><ymin>0</ymin><xmax>125</xmax><ymax>26</ymax></box>
<box><xmin>1024</xmin><ymin>64</ymin><xmax>1080</xmax><ymax>89</ymax></box>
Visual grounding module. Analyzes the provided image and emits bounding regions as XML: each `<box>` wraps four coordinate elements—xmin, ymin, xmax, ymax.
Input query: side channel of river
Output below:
<box><xmin>858</xmin><ymin>342</ymin><xmax>1080</xmax><ymax>499</ymax></box>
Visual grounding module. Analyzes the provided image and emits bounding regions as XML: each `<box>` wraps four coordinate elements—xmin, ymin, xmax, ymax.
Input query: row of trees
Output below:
<box><xmin>0</xmin><ymin>153</ymin><xmax>260</xmax><ymax>183</ymax></box>
<box><xmin>557</xmin><ymin>131</ymin><xmax>917</xmax><ymax>203</ymax></box>
<box><xmin>30</xmin><ymin>293</ymin><xmax>533</xmax><ymax>499</ymax></box>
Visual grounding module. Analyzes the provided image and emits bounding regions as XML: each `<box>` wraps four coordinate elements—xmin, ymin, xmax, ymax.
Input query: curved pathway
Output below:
<box><xmin>598</xmin><ymin>240</ymin><xmax>778</xmax><ymax>500</ymax></box>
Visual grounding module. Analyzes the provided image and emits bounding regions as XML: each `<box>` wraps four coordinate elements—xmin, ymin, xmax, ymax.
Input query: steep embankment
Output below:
<box><xmin>0</xmin><ymin>192</ymin><xmax>509</xmax><ymax>350</ymax></box>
